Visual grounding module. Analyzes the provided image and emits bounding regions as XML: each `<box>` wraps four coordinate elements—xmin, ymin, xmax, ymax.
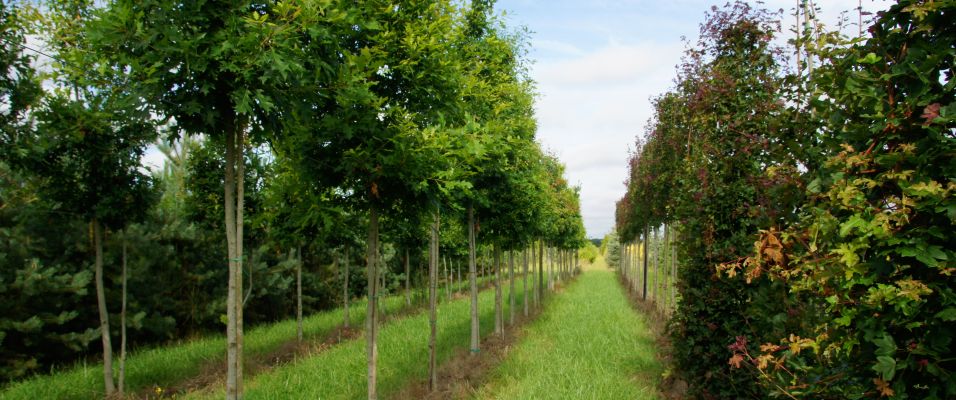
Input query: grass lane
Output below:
<box><xmin>188</xmin><ymin>277</ymin><xmax>532</xmax><ymax>399</ymax></box>
<box><xmin>473</xmin><ymin>257</ymin><xmax>661</xmax><ymax>400</ymax></box>
<box><xmin>0</xmin><ymin>276</ymin><xmax>490</xmax><ymax>400</ymax></box>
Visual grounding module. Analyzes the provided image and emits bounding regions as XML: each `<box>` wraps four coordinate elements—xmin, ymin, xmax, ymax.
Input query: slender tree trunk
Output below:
<box><xmin>654</xmin><ymin>227</ymin><xmax>659</xmax><ymax>306</ymax></box>
<box><xmin>296</xmin><ymin>247</ymin><xmax>303</xmax><ymax>342</ymax></box>
<box><xmin>343</xmin><ymin>248</ymin><xmax>350</xmax><ymax>329</ymax></box>
<box><xmin>530</xmin><ymin>244</ymin><xmax>537</xmax><ymax>307</ymax></box>
<box><xmin>404</xmin><ymin>249</ymin><xmax>411</xmax><ymax>307</ymax></box>
<box><xmin>92</xmin><ymin>219</ymin><xmax>116</xmax><ymax>396</ymax></box>
<box><xmin>494</xmin><ymin>245</ymin><xmax>502</xmax><ymax>336</ymax></box>
<box><xmin>428</xmin><ymin>211</ymin><xmax>439</xmax><ymax>390</ymax></box>
<box><xmin>235</xmin><ymin>130</ymin><xmax>246</xmax><ymax>400</ymax></box>
<box><xmin>366</xmin><ymin>204</ymin><xmax>379</xmax><ymax>400</ymax></box>
<box><xmin>671</xmin><ymin>228</ymin><xmax>677</xmax><ymax>314</ymax></box>
<box><xmin>622</xmin><ymin>241</ymin><xmax>627</xmax><ymax>286</ymax></box>
<box><xmin>468</xmin><ymin>206</ymin><xmax>479</xmax><ymax>355</ymax></box>
<box><xmin>537</xmin><ymin>240</ymin><xmax>544</xmax><ymax>302</ymax></box>
<box><xmin>379</xmin><ymin>243</ymin><xmax>386</xmax><ymax>317</ymax></box>
<box><xmin>509</xmin><ymin>250</ymin><xmax>515</xmax><ymax>325</ymax></box>
<box><xmin>547</xmin><ymin>247</ymin><xmax>554</xmax><ymax>291</ymax></box>
<box><xmin>224</xmin><ymin>127</ymin><xmax>239</xmax><ymax>400</ymax></box>
<box><xmin>642</xmin><ymin>226</ymin><xmax>649</xmax><ymax>300</ymax></box>
<box><xmin>444</xmin><ymin>256</ymin><xmax>450</xmax><ymax>301</ymax></box>
<box><xmin>118</xmin><ymin>234</ymin><xmax>127</xmax><ymax>397</ymax></box>
<box><xmin>523</xmin><ymin>248</ymin><xmax>529</xmax><ymax>316</ymax></box>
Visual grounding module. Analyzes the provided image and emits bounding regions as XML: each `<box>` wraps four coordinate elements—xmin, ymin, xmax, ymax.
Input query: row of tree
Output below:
<box><xmin>616</xmin><ymin>1</ymin><xmax>953</xmax><ymax>398</ymax></box>
<box><xmin>0</xmin><ymin>0</ymin><xmax>587</xmax><ymax>398</ymax></box>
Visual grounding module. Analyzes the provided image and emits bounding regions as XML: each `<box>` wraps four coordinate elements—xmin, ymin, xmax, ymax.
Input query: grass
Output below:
<box><xmin>473</xmin><ymin>256</ymin><xmax>662</xmax><ymax>400</ymax></box>
<box><xmin>187</xmin><ymin>275</ymin><xmax>533</xmax><ymax>399</ymax></box>
<box><xmin>0</xmin><ymin>276</ymin><xmax>491</xmax><ymax>400</ymax></box>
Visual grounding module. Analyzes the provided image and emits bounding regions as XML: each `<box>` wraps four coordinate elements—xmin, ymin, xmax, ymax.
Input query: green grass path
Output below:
<box><xmin>473</xmin><ymin>258</ymin><xmax>662</xmax><ymax>400</ymax></box>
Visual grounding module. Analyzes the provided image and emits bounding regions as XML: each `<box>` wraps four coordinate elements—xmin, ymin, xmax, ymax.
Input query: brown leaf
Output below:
<box><xmin>728</xmin><ymin>354</ymin><xmax>744</xmax><ymax>369</ymax></box>
<box><xmin>921</xmin><ymin>103</ymin><xmax>941</xmax><ymax>126</ymax></box>
<box><xmin>874</xmin><ymin>378</ymin><xmax>895</xmax><ymax>397</ymax></box>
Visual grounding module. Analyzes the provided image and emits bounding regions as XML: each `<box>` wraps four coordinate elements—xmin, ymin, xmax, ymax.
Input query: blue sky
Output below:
<box><xmin>495</xmin><ymin>0</ymin><xmax>893</xmax><ymax>238</ymax></box>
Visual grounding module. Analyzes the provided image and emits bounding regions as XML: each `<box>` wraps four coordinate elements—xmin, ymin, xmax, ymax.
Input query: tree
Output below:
<box><xmin>89</xmin><ymin>2</ymin><xmax>332</xmax><ymax>397</ymax></box>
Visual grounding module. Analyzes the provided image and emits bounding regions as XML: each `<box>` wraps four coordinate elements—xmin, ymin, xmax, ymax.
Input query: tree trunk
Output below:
<box><xmin>547</xmin><ymin>247</ymin><xmax>553</xmax><ymax>291</ymax></box>
<box><xmin>235</xmin><ymin>129</ymin><xmax>246</xmax><ymax>399</ymax></box>
<box><xmin>296</xmin><ymin>247</ymin><xmax>303</xmax><ymax>342</ymax></box>
<box><xmin>343</xmin><ymin>248</ymin><xmax>350</xmax><ymax>329</ymax></box>
<box><xmin>366</xmin><ymin>204</ymin><xmax>379</xmax><ymax>400</ymax></box>
<box><xmin>493</xmin><ymin>245</ymin><xmax>502</xmax><ymax>336</ymax></box>
<box><xmin>523</xmin><ymin>248</ymin><xmax>529</xmax><ymax>317</ymax></box>
<box><xmin>642</xmin><ymin>226</ymin><xmax>649</xmax><ymax>300</ymax></box>
<box><xmin>509</xmin><ymin>250</ymin><xmax>515</xmax><ymax>325</ymax></box>
<box><xmin>428</xmin><ymin>211</ymin><xmax>439</xmax><ymax>390</ymax></box>
<box><xmin>653</xmin><ymin>227</ymin><xmax>658</xmax><ymax>305</ymax></box>
<box><xmin>224</xmin><ymin>126</ymin><xmax>239</xmax><ymax>400</ymax></box>
<box><xmin>621</xmin><ymin>241</ymin><xmax>627</xmax><ymax>284</ymax></box>
<box><xmin>537</xmin><ymin>240</ymin><xmax>544</xmax><ymax>302</ymax></box>
<box><xmin>404</xmin><ymin>249</ymin><xmax>411</xmax><ymax>307</ymax></box>
<box><xmin>531</xmin><ymin>244</ymin><xmax>537</xmax><ymax>307</ymax></box>
<box><xmin>92</xmin><ymin>219</ymin><xmax>116</xmax><ymax>397</ymax></box>
<box><xmin>443</xmin><ymin>256</ymin><xmax>449</xmax><ymax>301</ymax></box>
<box><xmin>118</xmin><ymin>233</ymin><xmax>127</xmax><ymax>397</ymax></box>
<box><xmin>671</xmin><ymin>227</ymin><xmax>677</xmax><ymax>314</ymax></box>
<box><xmin>468</xmin><ymin>206</ymin><xmax>479</xmax><ymax>355</ymax></box>
<box><xmin>663</xmin><ymin>226</ymin><xmax>668</xmax><ymax>314</ymax></box>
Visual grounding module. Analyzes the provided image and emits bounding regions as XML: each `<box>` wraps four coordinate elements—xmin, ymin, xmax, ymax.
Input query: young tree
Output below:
<box><xmin>89</xmin><ymin>2</ymin><xmax>331</xmax><ymax>397</ymax></box>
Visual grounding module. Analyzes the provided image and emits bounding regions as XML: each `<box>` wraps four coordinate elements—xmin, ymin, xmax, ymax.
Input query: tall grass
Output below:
<box><xmin>474</xmin><ymin>262</ymin><xmax>661</xmax><ymax>399</ymax></box>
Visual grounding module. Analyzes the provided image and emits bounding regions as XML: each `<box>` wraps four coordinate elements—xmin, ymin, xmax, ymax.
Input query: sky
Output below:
<box><xmin>494</xmin><ymin>0</ymin><xmax>893</xmax><ymax>238</ymax></box>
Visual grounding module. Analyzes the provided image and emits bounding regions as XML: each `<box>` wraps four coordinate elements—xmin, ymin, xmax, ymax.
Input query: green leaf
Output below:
<box><xmin>839</xmin><ymin>215</ymin><xmax>867</xmax><ymax>237</ymax></box>
<box><xmin>857</xmin><ymin>52</ymin><xmax>881</xmax><ymax>64</ymax></box>
<box><xmin>873</xmin><ymin>356</ymin><xmax>896</xmax><ymax>381</ymax></box>
<box><xmin>935</xmin><ymin>308</ymin><xmax>956</xmax><ymax>321</ymax></box>
<box><xmin>874</xmin><ymin>333</ymin><xmax>896</xmax><ymax>357</ymax></box>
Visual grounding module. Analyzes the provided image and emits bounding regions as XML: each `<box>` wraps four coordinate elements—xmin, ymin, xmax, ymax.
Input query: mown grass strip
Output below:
<box><xmin>0</xmin><ymin>276</ymin><xmax>490</xmax><ymax>400</ymax></box>
<box><xmin>473</xmin><ymin>262</ymin><xmax>661</xmax><ymax>400</ymax></box>
<box><xmin>187</xmin><ymin>278</ymin><xmax>531</xmax><ymax>399</ymax></box>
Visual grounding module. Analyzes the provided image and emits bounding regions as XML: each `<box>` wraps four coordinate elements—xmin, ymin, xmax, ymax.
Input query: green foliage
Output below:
<box><xmin>720</xmin><ymin>2</ymin><xmax>956</xmax><ymax>398</ymax></box>
<box><xmin>578</xmin><ymin>242</ymin><xmax>599</xmax><ymax>264</ymax></box>
<box><xmin>620</xmin><ymin>1</ymin><xmax>955</xmax><ymax>398</ymax></box>
<box><xmin>617</xmin><ymin>3</ymin><xmax>803</xmax><ymax>397</ymax></box>
<box><xmin>0</xmin><ymin>2</ymin><xmax>41</xmax><ymax>142</ymax></box>
<box><xmin>0</xmin><ymin>0</ymin><xmax>586</xmax><ymax>388</ymax></box>
<box><xmin>602</xmin><ymin>230</ymin><xmax>621</xmax><ymax>268</ymax></box>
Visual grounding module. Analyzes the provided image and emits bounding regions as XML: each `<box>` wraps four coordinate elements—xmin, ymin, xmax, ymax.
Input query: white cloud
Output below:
<box><xmin>534</xmin><ymin>42</ymin><xmax>681</xmax><ymax>87</ymax></box>
<box><xmin>530</xmin><ymin>40</ymin><xmax>683</xmax><ymax>237</ymax></box>
<box><xmin>533</xmin><ymin>39</ymin><xmax>585</xmax><ymax>57</ymax></box>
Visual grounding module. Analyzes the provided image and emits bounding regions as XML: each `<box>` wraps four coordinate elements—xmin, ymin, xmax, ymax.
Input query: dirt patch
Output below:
<box><xmin>618</xmin><ymin>275</ymin><xmax>688</xmax><ymax>400</ymax></box>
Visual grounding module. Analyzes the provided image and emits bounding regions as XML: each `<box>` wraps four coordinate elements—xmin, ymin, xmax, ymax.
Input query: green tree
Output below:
<box><xmin>89</xmin><ymin>2</ymin><xmax>334</xmax><ymax>397</ymax></box>
<box><xmin>723</xmin><ymin>2</ymin><xmax>956</xmax><ymax>397</ymax></box>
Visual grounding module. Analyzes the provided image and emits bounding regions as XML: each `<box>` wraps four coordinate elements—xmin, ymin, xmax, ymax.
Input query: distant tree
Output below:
<box><xmin>603</xmin><ymin>230</ymin><xmax>621</xmax><ymax>268</ymax></box>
